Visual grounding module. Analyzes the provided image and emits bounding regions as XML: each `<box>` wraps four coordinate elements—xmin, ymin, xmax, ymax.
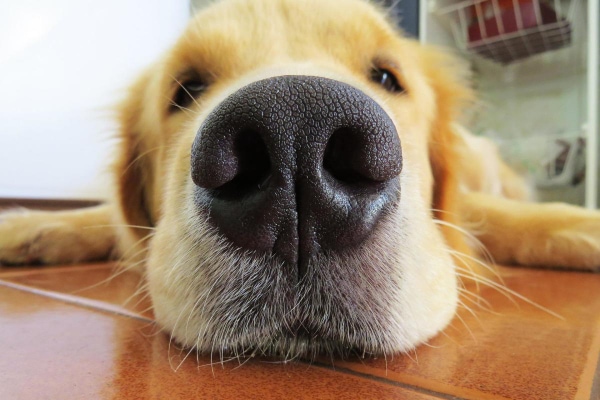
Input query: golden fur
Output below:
<box><xmin>1</xmin><ymin>0</ymin><xmax>599</xmax><ymax>357</ymax></box>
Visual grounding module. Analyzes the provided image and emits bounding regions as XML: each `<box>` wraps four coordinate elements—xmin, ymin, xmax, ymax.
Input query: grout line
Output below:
<box><xmin>590</xmin><ymin>356</ymin><xmax>600</xmax><ymax>400</ymax></box>
<box><xmin>0</xmin><ymin>279</ymin><xmax>153</xmax><ymax>324</ymax></box>
<box><xmin>575</xmin><ymin>319</ymin><xmax>600</xmax><ymax>399</ymax></box>
<box><xmin>308</xmin><ymin>361</ymin><xmax>465</xmax><ymax>400</ymax></box>
<box><xmin>309</xmin><ymin>360</ymin><xmax>516</xmax><ymax>400</ymax></box>
<box><xmin>0</xmin><ymin>262</ymin><xmax>118</xmax><ymax>278</ymax></box>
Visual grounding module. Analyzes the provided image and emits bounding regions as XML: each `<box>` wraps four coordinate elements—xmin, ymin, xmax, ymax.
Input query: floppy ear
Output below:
<box><xmin>420</xmin><ymin>47</ymin><xmax>476</xmax><ymax>261</ymax></box>
<box><xmin>112</xmin><ymin>68</ymin><xmax>158</xmax><ymax>261</ymax></box>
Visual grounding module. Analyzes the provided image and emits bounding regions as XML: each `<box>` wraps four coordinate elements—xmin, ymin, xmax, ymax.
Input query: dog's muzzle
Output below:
<box><xmin>191</xmin><ymin>75</ymin><xmax>402</xmax><ymax>277</ymax></box>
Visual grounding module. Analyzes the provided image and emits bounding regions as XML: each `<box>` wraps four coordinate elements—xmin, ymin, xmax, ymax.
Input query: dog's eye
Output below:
<box><xmin>170</xmin><ymin>79</ymin><xmax>207</xmax><ymax>111</ymax></box>
<box><xmin>370</xmin><ymin>68</ymin><xmax>404</xmax><ymax>93</ymax></box>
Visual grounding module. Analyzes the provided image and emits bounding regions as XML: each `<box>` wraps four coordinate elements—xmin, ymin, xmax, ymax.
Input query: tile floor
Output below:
<box><xmin>0</xmin><ymin>263</ymin><xmax>598</xmax><ymax>399</ymax></box>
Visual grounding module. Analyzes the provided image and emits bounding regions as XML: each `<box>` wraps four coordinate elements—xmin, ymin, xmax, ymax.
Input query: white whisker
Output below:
<box><xmin>458</xmin><ymin>287</ymin><xmax>496</xmax><ymax>313</ymax></box>
<box><xmin>456</xmin><ymin>299</ymin><xmax>484</xmax><ymax>328</ymax></box>
<box><xmin>453</xmin><ymin>309</ymin><xmax>477</xmax><ymax>342</ymax></box>
<box><xmin>433</xmin><ymin>214</ymin><xmax>496</xmax><ymax>267</ymax></box>
<box><xmin>448</xmin><ymin>248</ymin><xmax>505</xmax><ymax>285</ymax></box>
<box><xmin>170</xmin><ymin>74</ymin><xmax>202</xmax><ymax>109</ymax></box>
<box><xmin>83</xmin><ymin>224</ymin><xmax>155</xmax><ymax>231</ymax></box>
<box><xmin>455</xmin><ymin>268</ymin><xmax>564</xmax><ymax>320</ymax></box>
<box><xmin>121</xmin><ymin>145</ymin><xmax>162</xmax><ymax>178</ymax></box>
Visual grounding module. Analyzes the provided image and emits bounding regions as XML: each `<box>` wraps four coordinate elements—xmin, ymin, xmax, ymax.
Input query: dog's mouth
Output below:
<box><xmin>197</xmin><ymin>305</ymin><xmax>388</xmax><ymax>360</ymax></box>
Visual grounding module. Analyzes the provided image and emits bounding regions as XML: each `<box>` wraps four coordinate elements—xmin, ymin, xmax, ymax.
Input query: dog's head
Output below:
<box><xmin>114</xmin><ymin>0</ymin><xmax>472</xmax><ymax>358</ymax></box>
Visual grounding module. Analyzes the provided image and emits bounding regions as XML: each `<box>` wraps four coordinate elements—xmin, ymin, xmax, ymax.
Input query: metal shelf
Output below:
<box><xmin>433</xmin><ymin>0</ymin><xmax>579</xmax><ymax>64</ymax></box>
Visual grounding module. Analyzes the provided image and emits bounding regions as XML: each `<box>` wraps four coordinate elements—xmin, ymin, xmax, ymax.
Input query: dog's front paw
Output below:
<box><xmin>514</xmin><ymin>204</ymin><xmax>600</xmax><ymax>272</ymax></box>
<box><xmin>0</xmin><ymin>209</ymin><xmax>75</xmax><ymax>265</ymax></box>
<box><xmin>0</xmin><ymin>206</ymin><xmax>116</xmax><ymax>265</ymax></box>
<box><xmin>0</xmin><ymin>209</ymin><xmax>38</xmax><ymax>264</ymax></box>
<box><xmin>551</xmin><ymin>210</ymin><xmax>600</xmax><ymax>271</ymax></box>
<box><xmin>464</xmin><ymin>194</ymin><xmax>600</xmax><ymax>272</ymax></box>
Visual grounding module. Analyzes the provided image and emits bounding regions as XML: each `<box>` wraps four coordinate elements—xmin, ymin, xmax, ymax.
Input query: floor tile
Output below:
<box><xmin>0</xmin><ymin>284</ymin><xmax>441</xmax><ymax>400</ymax></box>
<box><xmin>1</xmin><ymin>263</ymin><xmax>152</xmax><ymax>318</ymax></box>
<box><xmin>336</xmin><ymin>267</ymin><xmax>600</xmax><ymax>400</ymax></box>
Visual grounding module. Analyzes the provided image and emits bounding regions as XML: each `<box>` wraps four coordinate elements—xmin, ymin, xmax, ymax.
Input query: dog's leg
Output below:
<box><xmin>459</xmin><ymin>192</ymin><xmax>600</xmax><ymax>271</ymax></box>
<box><xmin>0</xmin><ymin>205</ymin><xmax>116</xmax><ymax>265</ymax></box>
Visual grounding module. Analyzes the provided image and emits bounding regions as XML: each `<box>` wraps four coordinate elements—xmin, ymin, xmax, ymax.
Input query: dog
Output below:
<box><xmin>1</xmin><ymin>0</ymin><xmax>599</xmax><ymax>359</ymax></box>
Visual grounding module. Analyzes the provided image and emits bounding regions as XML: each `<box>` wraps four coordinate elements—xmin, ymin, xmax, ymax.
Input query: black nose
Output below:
<box><xmin>191</xmin><ymin>75</ymin><xmax>402</xmax><ymax>277</ymax></box>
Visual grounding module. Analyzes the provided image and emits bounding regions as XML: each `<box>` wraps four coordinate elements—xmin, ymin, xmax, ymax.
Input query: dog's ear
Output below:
<box><xmin>113</xmin><ymin>68</ymin><xmax>158</xmax><ymax>257</ymax></box>
<box><xmin>420</xmin><ymin>47</ymin><xmax>475</xmax><ymax>257</ymax></box>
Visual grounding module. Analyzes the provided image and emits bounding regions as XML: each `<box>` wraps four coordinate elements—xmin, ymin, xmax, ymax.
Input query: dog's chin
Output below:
<box><xmin>147</xmin><ymin>185</ymin><xmax>459</xmax><ymax>359</ymax></box>
<box><xmin>198</xmin><ymin>329</ymin><xmax>392</xmax><ymax>361</ymax></box>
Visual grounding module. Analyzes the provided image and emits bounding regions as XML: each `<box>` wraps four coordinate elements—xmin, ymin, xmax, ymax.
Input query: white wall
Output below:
<box><xmin>0</xmin><ymin>0</ymin><xmax>190</xmax><ymax>200</ymax></box>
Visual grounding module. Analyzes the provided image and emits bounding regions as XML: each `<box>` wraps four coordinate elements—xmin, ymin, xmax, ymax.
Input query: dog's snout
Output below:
<box><xmin>191</xmin><ymin>75</ymin><xmax>402</xmax><ymax>276</ymax></box>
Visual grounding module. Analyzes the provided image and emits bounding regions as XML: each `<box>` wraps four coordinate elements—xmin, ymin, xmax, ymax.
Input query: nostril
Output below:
<box><xmin>211</xmin><ymin>129</ymin><xmax>272</xmax><ymax>200</ymax></box>
<box><xmin>324</xmin><ymin>128</ymin><xmax>381</xmax><ymax>186</ymax></box>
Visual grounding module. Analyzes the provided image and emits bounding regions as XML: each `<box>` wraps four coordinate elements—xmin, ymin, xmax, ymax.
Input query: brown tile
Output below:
<box><xmin>3</xmin><ymin>262</ymin><xmax>598</xmax><ymax>399</ymax></box>
<box><xmin>335</xmin><ymin>267</ymin><xmax>600</xmax><ymax>400</ymax></box>
<box><xmin>1</xmin><ymin>262</ymin><xmax>152</xmax><ymax>318</ymax></box>
<box><xmin>0</xmin><ymin>284</ymin><xmax>441</xmax><ymax>400</ymax></box>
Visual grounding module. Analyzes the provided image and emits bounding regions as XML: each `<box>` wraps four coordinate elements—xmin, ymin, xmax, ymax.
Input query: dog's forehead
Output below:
<box><xmin>191</xmin><ymin>0</ymin><xmax>392</xmax><ymax>37</ymax></box>
<box><xmin>170</xmin><ymin>0</ymin><xmax>399</xmax><ymax>74</ymax></box>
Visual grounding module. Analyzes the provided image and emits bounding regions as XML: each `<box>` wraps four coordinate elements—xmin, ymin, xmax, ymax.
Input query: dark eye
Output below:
<box><xmin>370</xmin><ymin>68</ymin><xmax>404</xmax><ymax>93</ymax></box>
<box><xmin>170</xmin><ymin>79</ymin><xmax>207</xmax><ymax>112</ymax></box>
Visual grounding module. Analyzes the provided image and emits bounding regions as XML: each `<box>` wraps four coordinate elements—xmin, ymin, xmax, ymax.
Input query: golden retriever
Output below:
<box><xmin>1</xmin><ymin>0</ymin><xmax>599</xmax><ymax>358</ymax></box>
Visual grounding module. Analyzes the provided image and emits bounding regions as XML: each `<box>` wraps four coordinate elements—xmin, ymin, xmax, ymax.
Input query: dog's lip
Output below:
<box><xmin>217</xmin><ymin>328</ymin><xmax>375</xmax><ymax>359</ymax></box>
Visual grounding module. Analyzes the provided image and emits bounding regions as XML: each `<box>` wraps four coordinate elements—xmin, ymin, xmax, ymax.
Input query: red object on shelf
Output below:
<box><xmin>464</xmin><ymin>0</ymin><xmax>571</xmax><ymax>64</ymax></box>
<box><xmin>468</xmin><ymin>0</ymin><xmax>561</xmax><ymax>43</ymax></box>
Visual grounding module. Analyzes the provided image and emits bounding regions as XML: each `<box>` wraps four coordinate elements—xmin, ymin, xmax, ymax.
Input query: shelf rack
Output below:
<box><xmin>433</xmin><ymin>0</ymin><xmax>579</xmax><ymax>64</ymax></box>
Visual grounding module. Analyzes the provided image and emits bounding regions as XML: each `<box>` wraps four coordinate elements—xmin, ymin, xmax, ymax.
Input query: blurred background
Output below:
<box><xmin>427</xmin><ymin>0</ymin><xmax>599</xmax><ymax>207</ymax></box>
